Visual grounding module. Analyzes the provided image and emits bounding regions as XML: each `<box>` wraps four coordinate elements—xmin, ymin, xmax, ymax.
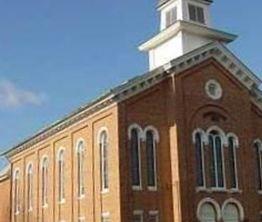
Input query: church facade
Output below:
<box><xmin>0</xmin><ymin>0</ymin><xmax>262</xmax><ymax>221</ymax></box>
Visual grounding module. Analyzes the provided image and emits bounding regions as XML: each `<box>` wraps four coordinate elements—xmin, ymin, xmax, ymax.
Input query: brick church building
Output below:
<box><xmin>0</xmin><ymin>0</ymin><xmax>261</xmax><ymax>221</ymax></box>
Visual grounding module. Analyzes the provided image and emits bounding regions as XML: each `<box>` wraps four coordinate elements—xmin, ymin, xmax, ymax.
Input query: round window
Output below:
<box><xmin>205</xmin><ymin>79</ymin><xmax>223</xmax><ymax>100</ymax></box>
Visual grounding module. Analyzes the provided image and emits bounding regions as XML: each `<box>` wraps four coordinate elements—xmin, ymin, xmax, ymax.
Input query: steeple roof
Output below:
<box><xmin>158</xmin><ymin>0</ymin><xmax>213</xmax><ymax>8</ymax></box>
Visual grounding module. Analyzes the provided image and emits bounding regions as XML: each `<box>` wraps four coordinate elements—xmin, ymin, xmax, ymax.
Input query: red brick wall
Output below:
<box><xmin>174</xmin><ymin>59</ymin><xmax>262</xmax><ymax>221</ymax></box>
<box><xmin>0</xmin><ymin>178</ymin><xmax>11</xmax><ymax>222</ymax></box>
<box><xmin>118</xmin><ymin>58</ymin><xmax>262</xmax><ymax>221</ymax></box>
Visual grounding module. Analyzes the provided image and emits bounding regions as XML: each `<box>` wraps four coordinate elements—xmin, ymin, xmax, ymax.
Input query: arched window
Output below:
<box><xmin>194</xmin><ymin>131</ymin><xmax>205</xmax><ymax>188</ymax></box>
<box><xmin>198</xmin><ymin>202</ymin><xmax>217</xmax><ymax>222</ymax></box>
<box><xmin>26</xmin><ymin>163</ymin><xmax>33</xmax><ymax>212</ymax></box>
<box><xmin>13</xmin><ymin>169</ymin><xmax>20</xmax><ymax>214</ymax></box>
<box><xmin>209</xmin><ymin>131</ymin><xmax>225</xmax><ymax>188</ymax></box>
<box><xmin>76</xmin><ymin>140</ymin><xmax>85</xmax><ymax>197</ymax></box>
<box><xmin>254</xmin><ymin>141</ymin><xmax>262</xmax><ymax>191</ymax></box>
<box><xmin>57</xmin><ymin>149</ymin><xmax>65</xmax><ymax>202</ymax></box>
<box><xmin>41</xmin><ymin>157</ymin><xmax>48</xmax><ymax>207</ymax></box>
<box><xmin>222</xmin><ymin>203</ymin><xmax>240</xmax><ymax>222</ymax></box>
<box><xmin>130</xmin><ymin>128</ymin><xmax>142</xmax><ymax>189</ymax></box>
<box><xmin>99</xmin><ymin>130</ymin><xmax>109</xmax><ymax>192</ymax></box>
<box><xmin>145</xmin><ymin>129</ymin><xmax>158</xmax><ymax>190</ymax></box>
<box><xmin>228</xmin><ymin>136</ymin><xmax>238</xmax><ymax>189</ymax></box>
<box><xmin>222</xmin><ymin>199</ymin><xmax>244</xmax><ymax>222</ymax></box>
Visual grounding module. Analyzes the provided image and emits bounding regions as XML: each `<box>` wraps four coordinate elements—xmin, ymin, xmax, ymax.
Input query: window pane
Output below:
<box><xmin>189</xmin><ymin>4</ymin><xmax>197</xmax><ymax>21</ymax></box>
<box><xmin>133</xmin><ymin>214</ymin><xmax>143</xmax><ymax>222</ymax></box>
<box><xmin>58</xmin><ymin>151</ymin><xmax>65</xmax><ymax>201</ymax></box>
<box><xmin>199</xmin><ymin>203</ymin><xmax>216</xmax><ymax>222</ymax></box>
<box><xmin>228</xmin><ymin>137</ymin><xmax>237</xmax><ymax>189</ymax></box>
<box><xmin>223</xmin><ymin>203</ymin><xmax>240</xmax><ymax>221</ymax></box>
<box><xmin>27</xmin><ymin>165</ymin><xmax>33</xmax><ymax>211</ymax></box>
<box><xmin>215</xmin><ymin>136</ymin><xmax>224</xmax><ymax>188</ymax></box>
<box><xmin>197</xmin><ymin>6</ymin><xmax>205</xmax><ymax>24</ymax></box>
<box><xmin>146</xmin><ymin>131</ymin><xmax>156</xmax><ymax>187</ymax></box>
<box><xmin>131</xmin><ymin>129</ymin><xmax>140</xmax><ymax>187</ymax></box>
<box><xmin>209</xmin><ymin>135</ymin><xmax>216</xmax><ymax>187</ymax></box>
<box><xmin>103</xmin><ymin>137</ymin><xmax>109</xmax><ymax>189</ymax></box>
<box><xmin>195</xmin><ymin>133</ymin><xmax>204</xmax><ymax>187</ymax></box>
<box><xmin>100</xmin><ymin>132</ymin><xmax>109</xmax><ymax>191</ymax></box>
<box><xmin>166</xmin><ymin>7</ymin><xmax>177</xmax><ymax>28</ymax></box>
<box><xmin>42</xmin><ymin>162</ymin><xmax>48</xmax><ymax>206</ymax></box>
<box><xmin>256</xmin><ymin>143</ymin><xmax>262</xmax><ymax>190</ymax></box>
<box><xmin>14</xmin><ymin>171</ymin><xmax>20</xmax><ymax>213</ymax></box>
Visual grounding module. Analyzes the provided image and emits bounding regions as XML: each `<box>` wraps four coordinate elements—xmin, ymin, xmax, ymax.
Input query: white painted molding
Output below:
<box><xmin>144</xmin><ymin>125</ymin><xmax>160</xmax><ymax>143</ymax></box>
<box><xmin>226</xmin><ymin>133</ymin><xmax>239</xmax><ymax>148</ymax></box>
<box><xmin>197</xmin><ymin>198</ymin><xmax>221</xmax><ymax>221</ymax></box>
<box><xmin>40</xmin><ymin>155</ymin><xmax>49</xmax><ymax>168</ymax></box>
<box><xmin>26</xmin><ymin>162</ymin><xmax>33</xmax><ymax>174</ymax></box>
<box><xmin>97</xmin><ymin>127</ymin><xmax>109</xmax><ymax>145</ymax></box>
<box><xmin>56</xmin><ymin>147</ymin><xmax>66</xmax><ymax>161</ymax></box>
<box><xmin>128</xmin><ymin>123</ymin><xmax>144</xmax><ymax>141</ymax></box>
<box><xmin>206</xmin><ymin>125</ymin><xmax>227</xmax><ymax>146</ymax></box>
<box><xmin>75</xmin><ymin>138</ymin><xmax>85</xmax><ymax>153</ymax></box>
<box><xmin>192</xmin><ymin>128</ymin><xmax>208</xmax><ymax>145</ymax></box>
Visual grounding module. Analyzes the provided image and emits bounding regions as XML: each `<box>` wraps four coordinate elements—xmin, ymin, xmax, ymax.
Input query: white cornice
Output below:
<box><xmin>139</xmin><ymin>20</ymin><xmax>237</xmax><ymax>51</ymax></box>
<box><xmin>2</xmin><ymin>41</ymin><xmax>261</xmax><ymax>158</ymax></box>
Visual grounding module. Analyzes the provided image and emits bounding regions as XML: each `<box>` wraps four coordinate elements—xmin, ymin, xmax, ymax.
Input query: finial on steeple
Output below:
<box><xmin>139</xmin><ymin>0</ymin><xmax>237</xmax><ymax>70</ymax></box>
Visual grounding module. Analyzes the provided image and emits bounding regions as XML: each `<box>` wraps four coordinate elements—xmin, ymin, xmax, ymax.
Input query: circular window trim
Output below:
<box><xmin>205</xmin><ymin>79</ymin><xmax>223</xmax><ymax>100</ymax></box>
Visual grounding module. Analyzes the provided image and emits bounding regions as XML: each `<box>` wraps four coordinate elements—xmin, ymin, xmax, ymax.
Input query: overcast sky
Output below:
<box><xmin>0</xmin><ymin>0</ymin><xmax>261</xmax><ymax>166</ymax></box>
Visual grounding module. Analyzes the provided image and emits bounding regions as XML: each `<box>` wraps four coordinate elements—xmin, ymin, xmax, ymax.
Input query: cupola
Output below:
<box><xmin>139</xmin><ymin>0</ymin><xmax>237</xmax><ymax>70</ymax></box>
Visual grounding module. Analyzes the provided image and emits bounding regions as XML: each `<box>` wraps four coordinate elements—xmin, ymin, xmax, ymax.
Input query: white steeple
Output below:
<box><xmin>139</xmin><ymin>0</ymin><xmax>237</xmax><ymax>70</ymax></box>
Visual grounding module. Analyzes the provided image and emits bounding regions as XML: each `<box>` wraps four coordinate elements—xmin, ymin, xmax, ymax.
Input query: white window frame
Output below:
<box><xmin>197</xmin><ymin>198</ymin><xmax>221</xmax><ymax>221</ymax></box>
<box><xmin>133</xmin><ymin>210</ymin><xmax>143</xmax><ymax>222</ymax></box>
<box><xmin>128</xmin><ymin>124</ymin><xmax>143</xmax><ymax>191</ymax></box>
<box><xmin>149</xmin><ymin>210</ymin><xmax>159</xmax><ymax>222</ymax></box>
<box><xmin>76</xmin><ymin>139</ymin><xmax>85</xmax><ymax>199</ymax></box>
<box><xmin>57</xmin><ymin>148</ymin><xmax>66</xmax><ymax>204</ymax></box>
<box><xmin>144</xmin><ymin>126</ymin><xmax>159</xmax><ymax>191</ymax></box>
<box><xmin>255</xmin><ymin>140</ymin><xmax>262</xmax><ymax>193</ymax></box>
<box><xmin>188</xmin><ymin>3</ymin><xmax>206</xmax><ymax>24</ymax></box>
<box><xmin>26</xmin><ymin>163</ymin><xmax>33</xmax><ymax>212</ymax></box>
<box><xmin>165</xmin><ymin>6</ymin><xmax>177</xmax><ymax>28</ymax></box>
<box><xmin>221</xmin><ymin>198</ymin><xmax>245</xmax><ymax>221</ymax></box>
<box><xmin>259</xmin><ymin>148</ymin><xmax>262</xmax><ymax>193</ymax></box>
<box><xmin>78</xmin><ymin>216</ymin><xmax>85</xmax><ymax>222</ymax></box>
<box><xmin>41</xmin><ymin>156</ymin><xmax>49</xmax><ymax>208</ymax></box>
<box><xmin>98</xmin><ymin>127</ymin><xmax>109</xmax><ymax>193</ymax></box>
<box><xmin>227</xmin><ymin>134</ymin><xmax>239</xmax><ymax>191</ymax></box>
<box><xmin>101</xmin><ymin>211</ymin><xmax>110</xmax><ymax>222</ymax></box>
<box><xmin>13</xmin><ymin>168</ymin><xmax>20</xmax><ymax>215</ymax></box>
<box><xmin>207</xmin><ymin>126</ymin><xmax>227</xmax><ymax>191</ymax></box>
<box><xmin>193</xmin><ymin>128</ymin><xmax>207</xmax><ymax>190</ymax></box>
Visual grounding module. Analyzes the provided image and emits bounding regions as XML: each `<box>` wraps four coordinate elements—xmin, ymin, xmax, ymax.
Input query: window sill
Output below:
<box><xmin>148</xmin><ymin>186</ymin><xmax>157</xmax><ymax>192</ymax></box>
<box><xmin>101</xmin><ymin>189</ymin><xmax>109</xmax><ymax>194</ymax></box>
<box><xmin>188</xmin><ymin>19</ymin><xmax>207</xmax><ymax>27</ymax></box>
<box><xmin>196</xmin><ymin>187</ymin><xmax>241</xmax><ymax>193</ymax></box>
<box><xmin>228</xmin><ymin>188</ymin><xmax>242</xmax><ymax>194</ymax></box>
<box><xmin>42</xmin><ymin>204</ymin><xmax>48</xmax><ymax>209</ymax></box>
<box><xmin>132</xmin><ymin>186</ymin><xmax>142</xmax><ymax>191</ymax></box>
<box><xmin>78</xmin><ymin>216</ymin><xmax>85</xmax><ymax>222</ymax></box>
<box><xmin>77</xmin><ymin>195</ymin><xmax>85</xmax><ymax>200</ymax></box>
<box><xmin>58</xmin><ymin>199</ymin><xmax>66</xmax><ymax>205</ymax></box>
